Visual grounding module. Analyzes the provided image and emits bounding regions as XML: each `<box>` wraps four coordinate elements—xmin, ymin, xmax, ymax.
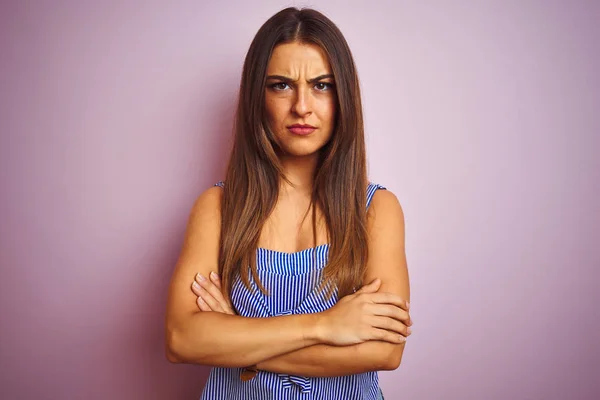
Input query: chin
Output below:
<box><xmin>279</xmin><ymin>143</ymin><xmax>325</xmax><ymax>158</ymax></box>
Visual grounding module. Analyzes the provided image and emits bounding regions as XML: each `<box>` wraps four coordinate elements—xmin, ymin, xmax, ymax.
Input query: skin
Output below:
<box><xmin>165</xmin><ymin>41</ymin><xmax>412</xmax><ymax>375</ymax></box>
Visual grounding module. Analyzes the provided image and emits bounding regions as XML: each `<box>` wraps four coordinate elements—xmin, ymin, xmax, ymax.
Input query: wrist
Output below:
<box><xmin>302</xmin><ymin>312</ymin><xmax>327</xmax><ymax>345</ymax></box>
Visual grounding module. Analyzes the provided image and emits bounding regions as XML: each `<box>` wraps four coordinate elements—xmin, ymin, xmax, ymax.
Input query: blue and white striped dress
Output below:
<box><xmin>201</xmin><ymin>182</ymin><xmax>387</xmax><ymax>400</ymax></box>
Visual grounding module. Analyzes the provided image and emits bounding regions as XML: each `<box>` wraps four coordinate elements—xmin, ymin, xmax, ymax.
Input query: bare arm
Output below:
<box><xmin>256</xmin><ymin>189</ymin><xmax>411</xmax><ymax>376</ymax></box>
<box><xmin>256</xmin><ymin>330</ymin><xmax>403</xmax><ymax>377</ymax></box>
<box><xmin>169</xmin><ymin>312</ymin><xmax>323</xmax><ymax>368</ymax></box>
<box><xmin>165</xmin><ymin>187</ymin><xmax>322</xmax><ymax>367</ymax></box>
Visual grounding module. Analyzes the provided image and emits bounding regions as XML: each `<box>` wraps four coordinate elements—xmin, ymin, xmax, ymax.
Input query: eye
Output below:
<box><xmin>270</xmin><ymin>82</ymin><xmax>290</xmax><ymax>91</ymax></box>
<box><xmin>315</xmin><ymin>82</ymin><xmax>334</xmax><ymax>91</ymax></box>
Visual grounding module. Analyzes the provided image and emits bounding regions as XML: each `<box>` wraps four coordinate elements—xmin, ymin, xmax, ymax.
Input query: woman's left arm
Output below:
<box><xmin>194</xmin><ymin>190</ymin><xmax>411</xmax><ymax>377</ymax></box>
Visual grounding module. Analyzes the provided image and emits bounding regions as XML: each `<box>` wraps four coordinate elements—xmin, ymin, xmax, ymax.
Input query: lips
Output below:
<box><xmin>288</xmin><ymin>127</ymin><xmax>315</xmax><ymax>135</ymax></box>
<box><xmin>287</xmin><ymin>124</ymin><xmax>316</xmax><ymax>136</ymax></box>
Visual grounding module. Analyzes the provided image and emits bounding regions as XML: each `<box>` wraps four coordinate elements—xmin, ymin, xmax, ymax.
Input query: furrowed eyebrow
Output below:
<box><xmin>266</xmin><ymin>74</ymin><xmax>334</xmax><ymax>84</ymax></box>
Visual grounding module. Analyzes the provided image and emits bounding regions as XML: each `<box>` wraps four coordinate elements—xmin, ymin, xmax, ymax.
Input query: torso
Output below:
<box><xmin>202</xmin><ymin>181</ymin><xmax>387</xmax><ymax>400</ymax></box>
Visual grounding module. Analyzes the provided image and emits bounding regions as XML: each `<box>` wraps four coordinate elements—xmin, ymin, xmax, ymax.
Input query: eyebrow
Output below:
<box><xmin>266</xmin><ymin>74</ymin><xmax>334</xmax><ymax>83</ymax></box>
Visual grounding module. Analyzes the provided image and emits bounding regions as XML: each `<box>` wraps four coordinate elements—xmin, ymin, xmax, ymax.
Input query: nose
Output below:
<box><xmin>291</xmin><ymin>86</ymin><xmax>312</xmax><ymax>117</ymax></box>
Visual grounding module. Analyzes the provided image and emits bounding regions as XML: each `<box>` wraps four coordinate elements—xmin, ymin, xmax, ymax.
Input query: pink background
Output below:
<box><xmin>1</xmin><ymin>1</ymin><xmax>599</xmax><ymax>399</ymax></box>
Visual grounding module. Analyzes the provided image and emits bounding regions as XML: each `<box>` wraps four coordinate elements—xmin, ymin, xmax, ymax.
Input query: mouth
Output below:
<box><xmin>287</xmin><ymin>124</ymin><xmax>316</xmax><ymax>136</ymax></box>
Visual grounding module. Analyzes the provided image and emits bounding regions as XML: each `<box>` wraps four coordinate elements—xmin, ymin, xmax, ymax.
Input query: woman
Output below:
<box><xmin>165</xmin><ymin>7</ymin><xmax>412</xmax><ymax>400</ymax></box>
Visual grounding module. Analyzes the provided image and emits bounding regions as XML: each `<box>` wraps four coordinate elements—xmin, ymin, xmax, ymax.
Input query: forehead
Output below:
<box><xmin>266</xmin><ymin>42</ymin><xmax>331</xmax><ymax>74</ymax></box>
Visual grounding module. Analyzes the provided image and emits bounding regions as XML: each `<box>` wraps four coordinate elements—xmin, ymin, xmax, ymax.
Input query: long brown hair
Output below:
<box><xmin>219</xmin><ymin>7</ymin><xmax>368</xmax><ymax>299</ymax></box>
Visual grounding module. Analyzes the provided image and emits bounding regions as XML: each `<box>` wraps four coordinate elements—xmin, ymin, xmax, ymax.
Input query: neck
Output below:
<box><xmin>278</xmin><ymin>153</ymin><xmax>319</xmax><ymax>195</ymax></box>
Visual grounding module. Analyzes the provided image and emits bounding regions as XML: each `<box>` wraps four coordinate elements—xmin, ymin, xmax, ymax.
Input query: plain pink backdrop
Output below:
<box><xmin>1</xmin><ymin>1</ymin><xmax>599</xmax><ymax>399</ymax></box>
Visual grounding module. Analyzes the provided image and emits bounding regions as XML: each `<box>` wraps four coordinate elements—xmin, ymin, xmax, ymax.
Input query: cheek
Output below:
<box><xmin>319</xmin><ymin>98</ymin><xmax>337</xmax><ymax>127</ymax></box>
<box><xmin>265</xmin><ymin>97</ymin><xmax>287</xmax><ymax>126</ymax></box>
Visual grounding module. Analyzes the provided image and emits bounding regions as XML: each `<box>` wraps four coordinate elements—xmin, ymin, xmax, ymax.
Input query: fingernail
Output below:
<box><xmin>192</xmin><ymin>281</ymin><xmax>200</xmax><ymax>289</ymax></box>
<box><xmin>197</xmin><ymin>296</ymin><xmax>205</xmax><ymax>304</ymax></box>
<box><xmin>407</xmin><ymin>327</ymin><xmax>412</xmax><ymax>334</ymax></box>
<box><xmin>399</xmin><ymin>336</ymin><xmax>406</xmax><ymax>342</ymax></box>
<box><xmin>210</xmin><ymin>271</ymin><xmax>219</xmax><ymax>280</ymax></box>
<box><xmin>406</xmin><ymin>301</ymin><xmax>410</xmax><ymax>309</ymax></box>
<box><xmin>197</xmin><ymin>273</ymin><xmax>205</xmax><ymax>281</ymax></box>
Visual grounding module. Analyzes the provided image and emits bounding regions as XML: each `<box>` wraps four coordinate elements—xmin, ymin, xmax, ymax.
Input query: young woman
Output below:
<box><xmin>165</xmin><ymin>7</ymin><xmax>412</xmax><ymax>400</ymax></box>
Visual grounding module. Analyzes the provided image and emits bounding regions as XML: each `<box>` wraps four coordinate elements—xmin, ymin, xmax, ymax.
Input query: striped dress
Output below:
<box><xmin>201</xmin><ymin>182</ymin><xmax>387</xmax><ymax>400</ymax></box>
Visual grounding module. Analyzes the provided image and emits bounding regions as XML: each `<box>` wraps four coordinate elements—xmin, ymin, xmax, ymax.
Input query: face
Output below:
<box><xmin>264</xmin><ymin>41</ymin><xmax>337</xmax><ymax>158</ymax></box>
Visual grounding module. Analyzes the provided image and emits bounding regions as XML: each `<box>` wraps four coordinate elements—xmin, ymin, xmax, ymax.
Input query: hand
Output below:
<box><xmin>191</xmin><ymin>272</ymin><xmax>235</xmax><ymax>315</ymax></box>
<box><xmin>317</xmin><ymin>278</ymin><xmax>412</xmax><ymax>346</ymax></box>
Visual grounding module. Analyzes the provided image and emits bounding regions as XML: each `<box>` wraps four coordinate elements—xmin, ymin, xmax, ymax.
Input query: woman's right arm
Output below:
<box><xmin>165</xmin><ymin>187</ymin><xmax>408</xmax><ymax>368</ymax></box>
<box><xmin>165</xmin><ymin>187</ymin><xmax>323</xmax><ymax>367</ymax></box>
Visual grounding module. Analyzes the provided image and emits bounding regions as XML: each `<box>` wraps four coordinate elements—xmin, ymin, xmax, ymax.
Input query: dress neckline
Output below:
<box><xmin>256</xmin><ymin>243</ymin><xmax>330</xmax><ymax>256</ymax></box>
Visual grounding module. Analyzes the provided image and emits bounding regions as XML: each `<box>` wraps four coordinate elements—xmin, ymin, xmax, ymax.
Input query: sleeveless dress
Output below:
<box><xmin>201</xmin><ymin>182</ymin><xmax>387</xmax><ymax>400</ymax></box>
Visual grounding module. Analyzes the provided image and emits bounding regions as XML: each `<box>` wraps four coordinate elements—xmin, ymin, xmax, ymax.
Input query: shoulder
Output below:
<box><xmin>367</xmin><ymin>186</ymin><xmax>405</xmax><ymax>235</ymax></box>
<box><xmin>192</xmin><ymin>185</ymin><xmax>223</xmax><ymax>213</ymax></box>
<box><xmin>187</xmin><ymin>185</ymin><xmax>223</xmax><ymax>231</ymax></box>
<box><xmin>369</xmin><ymin>187</ymin><xmax>403</xmax><ymax>214</ymax></box>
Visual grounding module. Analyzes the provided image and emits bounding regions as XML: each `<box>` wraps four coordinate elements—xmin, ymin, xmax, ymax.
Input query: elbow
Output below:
<box><xmin>359</xmin><ymin>341</ymin><xmax>404</xmax><ymax>372</ymax></box>
<box><xmin>378</xmin><ymin>344</ymin><xmax>405</xmax><ymax>371</ymax></box>
<box><xmin>381</xmin><ymin>353</ymin><xmax>402</xmax><ymax>371</ymax></box>
<box><xmin>165</xmin><ymin>327</ymin><xmax>182</xmax><ymax>363</ymax></box>
<box><xmin>165</xmin><ymin>317</ymin><xmax>214</xmax><ymax>365</ymax></box>
<box><xmin>165</xmin><ymin>329</ymin><xmax>183</xmax><ymax>364</ymax></box>
<box><xmin>166</xmin><ymin>348</ymin><xmax>181</xmax><ymax>364</ymax></box>
<box><xmin>165</xmin><ymin>323</ymin><xmax>190</xmax><ymax>364</ymax></box>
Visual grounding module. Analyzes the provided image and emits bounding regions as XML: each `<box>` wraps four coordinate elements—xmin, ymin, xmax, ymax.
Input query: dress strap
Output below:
<box><xmin>366</xmin><ymin>182</ymin><xmax>387</xmax><ymax>210</ymax></box>
<box><xmin>214</xmin><ymin>181</ymin><xmax>225</xmax><ymax>188</ymax></box>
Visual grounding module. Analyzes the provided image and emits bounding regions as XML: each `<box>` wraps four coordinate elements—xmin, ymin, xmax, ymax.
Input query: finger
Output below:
<box><xmin>191</xmin><ymin>281</ymin><xmax>213</xmax><ymax>311</ymax></box>
<box><xmin>196</xmin><ymin>274</ymin><xmax>225</xmax><ymax>306</ymax></box>
<box><xmin>371</xmin><ymin>327</ymin><xmax>407</xmax><ymax>344</ymax></box>
<box><xmin>356</xmin><ymin>278</ymin><xmax>381</xmax><ymax>294</ymax></box>
<box><xmin>369</xmin><ymin>292</ymin><xmax>410</xmax><ymax>311</ymax></box>
<box><xmin>209</xmin><ymin>271</ymin><xmax>223</xmax><ymax>289</ymax></box>
<box><xmin>196</xmin><ymin>272</ymin><xmax>231</xmax><ymax>312</ymax></box>
<box><xmin>192</xmin><ymin>280</ymin><xmax>224</xmax><ymax>312</ymax></box>
<box><xmin>195</xmin><ymin>273</ymin><xmax>221</xmax><ymax>298</ymax></box>
<box><xmin>208</xmin><ymin>272</ymin><xmax>234</xmax><ymax>313</ymax></box>
<box><xmin>370</xmin><ymin>316</ymin><xmax>411</xmax><ymax>337</ymax></box>
<box><xmin>196</xmin><ymin>295</ymin><xmax>212</xmax><ymax>312</ymax></box>
<box><xmin>191</xmin><ymin>280</ymin><xmax>205</xmax><ymax>298</ymax></box>
<box><xmin>370</xmin><ymin>304</ymin><xmax>411</xmax><ymax>324</ymax></box>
